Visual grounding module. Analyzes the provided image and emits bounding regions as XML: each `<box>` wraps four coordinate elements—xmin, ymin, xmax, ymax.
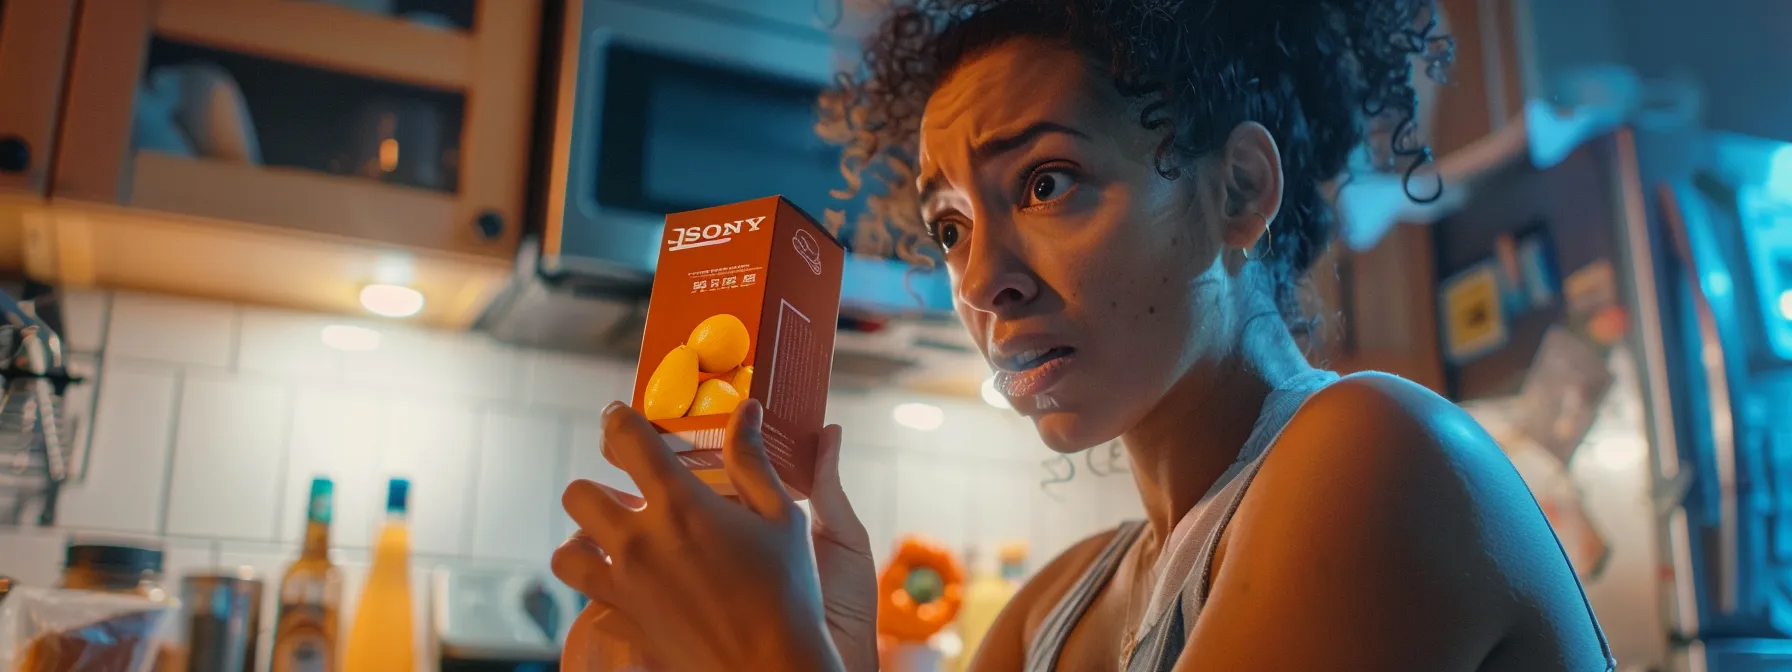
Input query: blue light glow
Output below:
<box><xmin>1769</xmin><ymin>146</ymin><xmax>1792</xmax><ymax>200</ymax></box>
<box><xmin>1779</xmin><ymin>289</ymin><xmax>1792</xmax><ymax>321</ymax></box>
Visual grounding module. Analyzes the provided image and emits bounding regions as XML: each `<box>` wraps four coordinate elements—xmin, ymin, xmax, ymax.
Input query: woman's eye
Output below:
<box><xmin>936</xmin><ymin>220</ymin><xmax>964</xmax><ymax>251</ymax></box>
<box><xmin>1026</xmin><ymin>169</ymin><xmax>1076</xmax><ymax>205</ymax></box>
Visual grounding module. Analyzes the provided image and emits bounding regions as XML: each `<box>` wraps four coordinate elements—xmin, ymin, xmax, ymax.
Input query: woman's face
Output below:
<box><xmin>917</xmin><ymin>38</ymin><xmax>1243</xmax><ymax>452</ymax></box>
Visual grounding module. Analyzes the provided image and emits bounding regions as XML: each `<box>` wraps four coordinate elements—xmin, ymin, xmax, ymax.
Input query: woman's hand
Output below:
<box><xmin>552</xmin><ymin>400</ymin><xmax>877</xmax><ymax>672</ymax></box>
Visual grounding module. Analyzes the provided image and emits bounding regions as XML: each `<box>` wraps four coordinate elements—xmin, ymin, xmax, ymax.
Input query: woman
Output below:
<box><xmin>554</xmin><ymin>0</ymin><xmax>1616</xmax><ymax>670</ymax></box>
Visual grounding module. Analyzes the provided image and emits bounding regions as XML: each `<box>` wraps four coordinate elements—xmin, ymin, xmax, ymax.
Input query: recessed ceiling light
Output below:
<box><xmin>360</xmin><ymin>284</ymin><xmax>424</xmax><ymax>318</ymax></box>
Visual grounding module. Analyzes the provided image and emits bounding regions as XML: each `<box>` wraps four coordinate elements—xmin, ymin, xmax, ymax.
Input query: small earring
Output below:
<box><xmin>1242</xmin><ymin>212</ymin><xmax>1274</xmax><ymax>261</ymax></box>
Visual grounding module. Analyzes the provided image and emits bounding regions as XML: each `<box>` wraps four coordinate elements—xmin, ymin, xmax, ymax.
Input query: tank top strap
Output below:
<box><xmin>1024</xmin><ymin>519</ymin><xmax>1148</xmax><ymax>672</ymax></box>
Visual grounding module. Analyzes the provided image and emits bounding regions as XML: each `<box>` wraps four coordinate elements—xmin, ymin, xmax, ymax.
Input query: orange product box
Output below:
<box><xmin>630</xmin><ymin>195</ymin><xmax>845</xmax><ymax>498</ymax></box>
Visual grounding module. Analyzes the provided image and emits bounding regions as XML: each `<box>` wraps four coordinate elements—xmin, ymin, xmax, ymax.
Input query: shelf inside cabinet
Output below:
<box><xmin>12</xmin><ymin>198</ymin><xmax>509</xmax><ymax>329</ymax></box>
<box><xmin>127</xmin><ymin>152</ymin><xmax>500</xmax><ymax>258</ymax></box>
<box><xmin>154</xmin><ymin>0</ymin><xmax>472</xmax><ymax>91</ymax></box>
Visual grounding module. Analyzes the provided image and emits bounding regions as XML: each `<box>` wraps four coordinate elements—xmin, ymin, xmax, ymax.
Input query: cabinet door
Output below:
<box><xmin>0</xmin><ymin>0</ymin><xmax>78</xmax><ymax>196</ymax></box>
<box><xmin>51</xmin><ymin>0</ymin><xmax>537</xmax><ymax>260</ymax></box>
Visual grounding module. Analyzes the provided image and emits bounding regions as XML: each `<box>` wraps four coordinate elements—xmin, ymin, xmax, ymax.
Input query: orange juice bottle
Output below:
<box><xmin>343</xmin><ymin>478</ymin><xmax>415</xmax><ymax>672</ymax></box>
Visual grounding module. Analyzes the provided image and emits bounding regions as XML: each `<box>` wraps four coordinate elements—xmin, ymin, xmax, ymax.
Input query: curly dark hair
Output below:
<box><xmin>818</xmin><ymin>0</ymin><xmax>1454</xmax><ymax>326</ymax></box>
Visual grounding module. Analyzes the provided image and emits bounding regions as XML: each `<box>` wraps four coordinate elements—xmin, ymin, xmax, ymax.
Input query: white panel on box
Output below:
<box><xmin>59</xmin><ymin>290</ymin><xmax>110</xmax><ymax>354</ymax></box>
<box><xmin>107</xmin><ymin>293</ymin><xmax>236</xmax><ymax>368</ymax></box>
<box><xmin>0</xmin><ymin>526</ymin><xmax>67</xmax><ymax>587</ymax></box>
<box><xmin>343</xmin><ymin>325</ymin><xmax>518</xmax><ymax>402</ymax></box>
<box><xmin>381</xmin><ymin>398</ymin><xmax>478</xmax><ymax>557</ymax></box>
<box><xmin>237</xmin><ymin>308</ymin><xmax>349</xmax><ymax>381</ymax></box>
<box><xmin>893</xmin><ymin>451</ymin><xmax>973</xmax><ymax>552</ymax></box>
<box><xmin>55</xmin><ymin>362</ymin><xmax>178</xmax><ymax>533</ymax></box>
<box><xmin>165</xmin><ymin>376</ymin><xmax>291</xmax><ymax>540</ymax></box>
<box><xmin>281</xmin><ymin>385</ymin><xmax>386</xmax><ymax>549</ymax></box>
<box><xmin>519</xmin><ymin>350</ymin><xmax>634</xmax><ymax>412</ymax></box>
<box><xmin>472</xmin><ymin>410</ymin><xmax>562</xmax><ymax>563</ymax></box>
<box><xmin>836</xmin><ymin>448</ymin><xmax>896</xmax><ymax>565</ymax></box>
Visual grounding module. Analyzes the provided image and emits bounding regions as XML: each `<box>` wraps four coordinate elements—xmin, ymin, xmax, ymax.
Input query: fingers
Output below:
<box><xmin>600</xmin><ymin>401</ymin><xmax>702</xmax><ymax>501</ymax></box>
<box><xmin>551</xmin><ymin>533</ymin><xmax>618</xmax><ymax>604</ymax></box>
<box><xmin>562</xmin><ymin>478</ymin><xmax>634</xmax><ymax>549</ymax></box>
<box><xmin>808</xmin><ymin>424</ymin><xmax>872</xmax><ymax>550</ymax></box>
<box><xmin>722</xmin><ymin>399</ymin><xmax>793</xmax><ymax>518</ymax></box>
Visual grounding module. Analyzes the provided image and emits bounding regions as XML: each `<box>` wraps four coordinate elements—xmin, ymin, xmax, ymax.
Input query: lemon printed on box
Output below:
<box><xmin>688</xmin><ymin>314</ymin><xmax>749</xmax><ymax>374</ymax></box>
<box><xmin>728</xmin><ymin>365</ymin><xmax>753</xmax><ymax>396</ymax></box>
<box><xmin>643</xmin><ymin>345</ymin><xmax>700</xmax><ymax>420</ymax></box>
<box><xmin>690</xmin><ymin>379</ymin><xmax>742</xmax><ymax>417</ymax></box>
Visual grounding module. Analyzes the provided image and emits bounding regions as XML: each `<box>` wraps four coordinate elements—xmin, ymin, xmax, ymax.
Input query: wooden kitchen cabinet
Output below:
<box><xmin>11</xmin><ymin>0</ymin><xmax>541</xmax><ymax>327</ymax></box>
<box><xmin>49</xmin><ymin>0</ymin><xmax>539</xmax><ymax>258</ymax></box>
<box><xmin>1307</xmin><ymin>0</ymin><xmax>1527</xmax><ymax>394</ymax></box>
<box><xmin>0</xmin><ymin>0</ymin><xmax>79</xmax><ymax>198</ymax></box>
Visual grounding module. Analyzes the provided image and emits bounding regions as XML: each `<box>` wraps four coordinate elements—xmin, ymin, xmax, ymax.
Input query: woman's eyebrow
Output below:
<box><xmin>971</xmin><ymin>121</ymin><xmax>1089</xmax><ymax>160</ymax></box>
<box><xmin>917</xmin><ymin>121</ymin><xmax>1089</xmax><ymax>206</ymax></box>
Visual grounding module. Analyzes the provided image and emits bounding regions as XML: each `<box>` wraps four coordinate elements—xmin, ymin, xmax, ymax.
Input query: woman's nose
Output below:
<box><xmin>954</xmin><ymin>227</ymin><xmax>1037</xmax><ymax>316</ymax></box>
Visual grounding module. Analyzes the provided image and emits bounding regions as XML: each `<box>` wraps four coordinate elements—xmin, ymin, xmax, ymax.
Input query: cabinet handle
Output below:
<box><xmin>475</xmin><ymin>211</ymin><xmax>505</xmax><ymax>240</ymax></box>
<box><xmin>0</xmin><ymin>136</ymin><xmax>30</xmax><ymax>174</ymax></box>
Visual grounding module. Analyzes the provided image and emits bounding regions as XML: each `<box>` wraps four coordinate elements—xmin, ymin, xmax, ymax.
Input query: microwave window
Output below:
<box><xmin>594</xmin><ymin>44</ymin><xmax>863</xmax><ymax>228</ymax></box>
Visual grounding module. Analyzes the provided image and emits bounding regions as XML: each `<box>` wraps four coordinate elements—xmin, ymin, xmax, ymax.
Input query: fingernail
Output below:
<box><xmin>603</xmin><ymin>401</ymin><xmax>626</xmax><ymax>416</ymax></box>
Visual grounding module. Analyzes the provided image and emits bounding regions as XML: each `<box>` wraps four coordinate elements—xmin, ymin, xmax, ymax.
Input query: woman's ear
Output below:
<box><xmin>1217</xmin><ymin>122</ymin><xmax>1284</xmax><ymax>254</ymax></box>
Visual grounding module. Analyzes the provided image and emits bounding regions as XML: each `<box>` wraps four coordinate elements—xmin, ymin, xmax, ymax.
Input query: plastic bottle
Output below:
<box><xmin>343</xmin><ymin>478</ymin><xmax>415</xmax><ymax>672</ymax></box>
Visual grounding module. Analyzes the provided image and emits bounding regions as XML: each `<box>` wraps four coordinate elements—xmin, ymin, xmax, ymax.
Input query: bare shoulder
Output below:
<box><xmin>966</xmin><ymin>526</ymin><xmax>1126</xmax><ymax>671</ymax></box>
<box><xmin>1181</xmin><ymin>372</ymin><xmax>1594</xmax><ymax>669</ymax></box>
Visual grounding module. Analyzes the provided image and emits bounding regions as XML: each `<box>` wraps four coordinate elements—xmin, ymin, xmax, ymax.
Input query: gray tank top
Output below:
<box><xmin>1021</xmin><ymin>370</ymin><xmax>1617</xmax><ymax>672</ymax></box>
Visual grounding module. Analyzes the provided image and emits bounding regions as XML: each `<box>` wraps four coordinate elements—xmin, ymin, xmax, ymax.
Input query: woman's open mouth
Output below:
<box><xmin>992</xmin><ymin>347</ymin><xmax>1077</xmax><ymax>398</ymax></box>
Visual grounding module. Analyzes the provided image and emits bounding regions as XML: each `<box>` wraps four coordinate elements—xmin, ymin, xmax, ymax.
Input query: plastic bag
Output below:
<box><xmin>0</xmin><ymin>587</ymin><xmax>180</xmax><ymax>672</ymax></box>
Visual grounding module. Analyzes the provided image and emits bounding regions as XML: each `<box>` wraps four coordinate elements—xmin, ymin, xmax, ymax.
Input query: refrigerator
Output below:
<box><xmin>1431</xmin><ymin>126</ymin><xmax>1792</xmax><ymax>672</ymax></box>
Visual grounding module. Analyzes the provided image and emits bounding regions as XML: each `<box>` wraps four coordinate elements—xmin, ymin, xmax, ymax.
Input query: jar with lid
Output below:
<box><xmin>59</xmin><ymin>542</ymin><xmax>168</xmax><ymax>601</ymax></box>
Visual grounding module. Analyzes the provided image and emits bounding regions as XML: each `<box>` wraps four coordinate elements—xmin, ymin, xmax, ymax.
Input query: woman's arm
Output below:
<box><xmin>1174</xmin><ymin>374</ymin><xmax>1540</xmax><ymax>672</ymax></box>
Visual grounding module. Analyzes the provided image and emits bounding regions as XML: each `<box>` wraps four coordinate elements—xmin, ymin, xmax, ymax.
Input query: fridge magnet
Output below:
<box><xmin>1512</xmin><ymin>326</ymin><xmax>1615</xmax><ymax>463</ymax></box>
<box><xmin>1564</xmin><ymin>259</ymin><xmax>1628</xmax><ymax>345</ymax></box>
<box><xmin>1515</xmin><ymin>232</ymin><xmax>1560</xmax><ymax>310</ymax></box>
<box><xmin>1439</xmin><ymin>261</ymin><xmax>1510</xmax><ymax>364</ymax></box>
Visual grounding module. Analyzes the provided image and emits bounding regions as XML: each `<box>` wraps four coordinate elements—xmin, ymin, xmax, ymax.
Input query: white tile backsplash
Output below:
<box><xmin>379</xmin><ymin>397</ymin><xmax>479</xmax><ymax>557</ymax></box>
<box><xmin>59</xmin><ymin>290</ymin><xmax>110</xmax><ymax>354</ymax></box>
<box><xmin>34</xmin><ymin>289</ymin><xmax>1138</xmax><ymax>665</ymax></box>
<box><xmin>54</xmin><ymin>361</ymin><xmax>179</xmax><ymax>534</ymax></box>
<box><xmin>0</xmin><ymin>525</ymin><xmax>69</xmax><ymax>587</ymax></box>
<box><xmin>280</xmin><ymin>385</ymin><xmax>386</xmax><ymax>549</ymax></box>
<box><xmin>107</xmin><ymin>293</ymin><xmax>237</xmax><ymax>368</ymax></box>
<box><xmin>238</xmin><ymin>308</ymin><xmax>349</xmax><ymax>381</ymax></box>
<box><xmin>471</xmin><ymin>410</ymin><xmax>562</xmax><ymax>563</ymax></box>
<box><xmin>165</xmin><ymin>376</ymin><xmax>291</xmax><ymax>539</ymax></box>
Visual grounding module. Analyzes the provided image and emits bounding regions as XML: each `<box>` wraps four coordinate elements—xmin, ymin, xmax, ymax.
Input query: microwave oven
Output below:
<box><xmin>478</xmin><ymin>0</ymin><xmax>955</xmax><ymax>354</ymax></box>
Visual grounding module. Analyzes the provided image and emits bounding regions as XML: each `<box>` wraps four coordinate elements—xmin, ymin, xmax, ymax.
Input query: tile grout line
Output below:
<box><xmin>552</xmin><ymin>412</ymin><xmax>575</xmax><ymax>544</ymax></box>
<box><xmin>266</xmin><ymin>383</ymin><xmax>300</xmax><ymax>545</ymax></box>
<box><xmin>461</xmin><ymin>407</ymin><xmax>488</xmax><ymax>561</ymax></box>
<box><xmin>155</xmin><ymin>372</ymin><xmax>186</xmax><ymax>538</ymax></box>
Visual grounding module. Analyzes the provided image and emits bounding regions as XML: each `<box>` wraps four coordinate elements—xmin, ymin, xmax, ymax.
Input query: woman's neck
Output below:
<box><xmin>1120</xmin><ymin>307</ymin><xmax>1314</xmax><ymax>539</ymax></box>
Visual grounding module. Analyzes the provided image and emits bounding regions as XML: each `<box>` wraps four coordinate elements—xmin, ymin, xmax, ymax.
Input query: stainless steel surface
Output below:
<box><xmin>182</xmin><ymin>570</ymin><xmax>265</xmax><ymax>672</ymax></box>
<box><xmin>1614</xmin><ymin>130</ymin><xmax>1702</xmax><ymax>640</ymax></box>
<box><xmin>0</xmin><ymin>291</ymin><xmax>75</xmax><ymax>526</ymax></box>
<box><xmin>1660</xmin><ymin>181</ymin><xmax>1743</xmax><ymax>614</ymax></box>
